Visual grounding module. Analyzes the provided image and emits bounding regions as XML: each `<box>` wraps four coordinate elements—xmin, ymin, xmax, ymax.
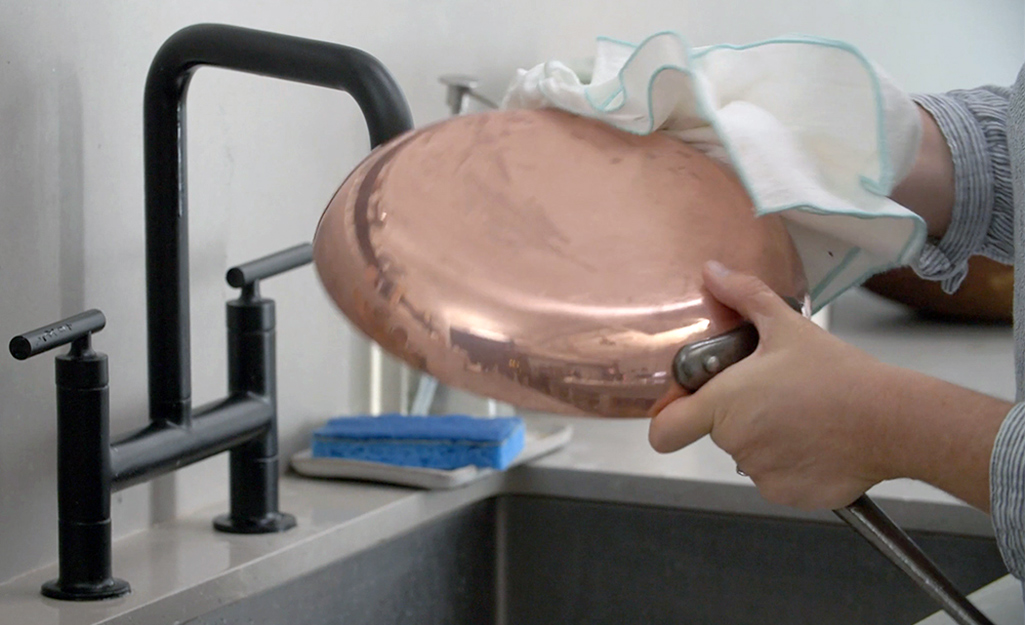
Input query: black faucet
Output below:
<box><xmin>8</xmin><ymin>24</ymin><xmax>413</xmax><ymax>601</ymax></box>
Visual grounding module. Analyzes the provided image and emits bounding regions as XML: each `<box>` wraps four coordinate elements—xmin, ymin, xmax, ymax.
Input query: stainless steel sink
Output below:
<box><xmin>187</xmin><ymin>494</ymin><xmax>1006</xmax><ymax>625</ymax></box>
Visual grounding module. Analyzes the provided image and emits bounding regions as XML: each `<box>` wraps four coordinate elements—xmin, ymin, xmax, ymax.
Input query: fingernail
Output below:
<box><xmin>706</xmin><ymin>260</ymin><xmax>730</xmax><ymax>277</ymax></box>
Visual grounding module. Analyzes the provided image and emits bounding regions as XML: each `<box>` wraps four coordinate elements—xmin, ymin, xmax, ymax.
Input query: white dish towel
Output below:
<box><xmin>503</xmin><ymin>32</ymin><xmax>927</xmax><ymax>312</ymax></box>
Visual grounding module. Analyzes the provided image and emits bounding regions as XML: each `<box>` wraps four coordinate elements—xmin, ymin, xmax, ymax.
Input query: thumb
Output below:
<box><xmin>703</xmin><ymin>260</ymin><xmax>797</xmax><ymax>331</ymax></box>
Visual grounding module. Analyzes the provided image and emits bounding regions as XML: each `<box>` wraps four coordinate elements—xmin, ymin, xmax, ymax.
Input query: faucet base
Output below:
<box><xmin>213</xmin><ymin>511</ymin><xmax>296</xmax><ymax>534</ymax></box>
<box><xmin>41</xmin><ymin>577</ymin><xmax>130</xmax><ymax>601</ymax></box>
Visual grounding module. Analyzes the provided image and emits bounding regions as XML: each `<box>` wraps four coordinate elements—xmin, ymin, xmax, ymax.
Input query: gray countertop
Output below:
<box><xmin>829</xmin><ymin>289</ymin><xmax>1015</xmax><ymax>401</ymax></box>
<box><xmin>0</xmin><ymin>288</ymin><xmax>1011</xmax><ymax>625</ymax></box>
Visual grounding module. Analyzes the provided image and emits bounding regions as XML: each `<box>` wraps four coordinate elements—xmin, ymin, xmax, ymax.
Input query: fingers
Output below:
<box><xmin>649</xmin><ymin>262</ymin><xmax>800</xmax><ymax>454</ymax></box>
<box><xmin>703</xmin><ymin>261</ymin><xmax>797</xmax><ymax>332</ymax></box>
<box><xmin>648</xmin><ymin>383</ymin><xmax>688</xmax><ymax>417</ymax></box>
<box><xmin>648</xmin><ymin>392</ymin><xmax>714</xmax><ymax>453</ymax></box>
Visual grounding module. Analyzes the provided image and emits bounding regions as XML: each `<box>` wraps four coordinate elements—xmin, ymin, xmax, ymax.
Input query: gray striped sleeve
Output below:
<box><xmin>910</xmin><ymin>88</ymin><xmax>1013</xmax><ymax>292</ymax></box>
<box><xmin>991</xmin><ymin>402</ymin><xmax>1025</xmax><ymax>578</ymax></box>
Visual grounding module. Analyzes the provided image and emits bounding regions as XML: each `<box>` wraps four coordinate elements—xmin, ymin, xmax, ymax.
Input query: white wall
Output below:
<box><xmin>0</xmin><ymin>0</ymin><xmax>1021</xmax><ymax>584</ymax></box>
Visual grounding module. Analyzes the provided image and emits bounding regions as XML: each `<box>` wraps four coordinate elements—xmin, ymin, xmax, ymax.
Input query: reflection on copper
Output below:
<box><xmin>314</xmin><ymin>109</ymin><xmax>806</xmax><ymax>418</ymax></box>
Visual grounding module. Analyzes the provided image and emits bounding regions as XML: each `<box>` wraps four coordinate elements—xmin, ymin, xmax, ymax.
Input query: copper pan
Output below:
<box><xmin>313</xmin><ymin>108</ymin><xmax>806</xmax><ymax>418</ymax></box>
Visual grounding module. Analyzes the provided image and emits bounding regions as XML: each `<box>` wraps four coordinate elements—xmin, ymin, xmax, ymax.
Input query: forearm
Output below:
<box><xmin>890</xmin><ymin>106</ymin><xmax>955</xmax><ymax>239</ymax></box>
<box><xmin>866</xmin><ymin>362</ymin><xmax>1011</xmax><ymax>511</ymax></box>
<box><xmin>877</xmin><ymin>89</ymin><xmax>1015</xmax><ymax>509</ymax></box>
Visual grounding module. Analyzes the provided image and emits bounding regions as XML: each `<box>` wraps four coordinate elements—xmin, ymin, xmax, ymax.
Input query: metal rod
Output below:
<box><xmin>226</xmin><ymin>243</ymin><xmax>314</xmax><ymax>288</ymax></box>
<box><xmin>110</xmin><ymin>395</ymin><xmax>273</xmax><ymax>490</ymax></box>
<box><xmin>438</xmin><ymin>74</ymin><xmax>499</xmax><ymax>116</ymax></box>
<box><xmin>836</xmin><ymin>496</ymin><xmax>994</xmax><ymax>625</ymax></box>
<box><xmin>410</xmin><ymin>375</ymin><xmax>440</xmax><ymax>415</ymax></box>
<box><xmin>9</xmin><ymin>309</ymin><xmax>105</xmax><ymax>360</ymax></box>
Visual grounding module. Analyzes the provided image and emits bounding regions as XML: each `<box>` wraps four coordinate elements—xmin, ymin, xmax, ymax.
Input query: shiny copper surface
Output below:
<box><xmin>314</xmin><ymin>109</ymin><xmax>805</xmax><ymax>417</ymax></box>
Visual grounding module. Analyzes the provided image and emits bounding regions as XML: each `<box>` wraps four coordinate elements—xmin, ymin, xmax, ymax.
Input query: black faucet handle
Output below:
<box><xmin>10</xmin><ymin>309</ymin><xmax>106</xmax><ymax>360</ymax></box>
<box><xmin>226</xmin><ymin>243</ymin><xmax>314</xmax><ymax>289</ymax></box>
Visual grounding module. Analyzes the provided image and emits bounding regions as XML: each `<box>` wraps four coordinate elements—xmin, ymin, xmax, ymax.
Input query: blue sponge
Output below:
<box><xmin>311</xmin><ymin>414</ymin><xmax>526</xmax><ymax>470</ymax></box>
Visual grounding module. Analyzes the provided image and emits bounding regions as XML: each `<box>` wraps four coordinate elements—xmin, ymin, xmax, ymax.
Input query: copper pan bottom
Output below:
<box><xmin>314</xmin><ymin>108</ymin><xmax>805</xmax><ymax>417</ymax></box>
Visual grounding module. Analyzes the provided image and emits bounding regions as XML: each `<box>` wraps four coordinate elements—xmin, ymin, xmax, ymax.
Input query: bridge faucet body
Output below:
<box><xmin>9</xmin><ymin>24</ymin><xmax>413</xmax><ymax>600</ymax></box>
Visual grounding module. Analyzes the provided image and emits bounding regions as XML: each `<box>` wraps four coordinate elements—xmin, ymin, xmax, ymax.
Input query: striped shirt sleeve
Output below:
<box><xmin>910</xmin><ymin>87</ymin><xmax>1014</xmax><ymax>292</ymax></box>
<box><xmin>991</xmin><ymin>403</ymin><xmax>1025</xmax><ymax>578</ymax></box>
<box><xmin>992</xmin><ymin>63</ymin><xmax>1025</xmax><ymax>582</ymax></box>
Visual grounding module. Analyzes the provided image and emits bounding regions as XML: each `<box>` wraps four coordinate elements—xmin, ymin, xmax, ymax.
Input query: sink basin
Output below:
<box><xmin>189</xmin><ymin>494</ymin><xmax>1006</xmax><ymax>625</ymax></box>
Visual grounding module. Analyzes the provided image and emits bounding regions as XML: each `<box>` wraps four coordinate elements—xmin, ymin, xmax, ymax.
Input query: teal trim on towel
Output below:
<box><xmin>693</xmin><ymin>34</ymin><xmax>903</xmax><ymax>195</ymax></box>
<box><xmin>566</xmin><ymin>31</ymin><xmax>927</xmax><ymax>310</ymax></box>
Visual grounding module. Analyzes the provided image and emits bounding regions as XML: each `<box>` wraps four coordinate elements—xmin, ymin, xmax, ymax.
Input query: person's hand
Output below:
<box><xmin>650</xmin><ymin>260</ymin><xmax>1011</xmax><ymax>512</ymax></box>
<box><xmin>649</xmin><ymin>261</ymin><xmax>894</xmax><ymax>510</ymax></box>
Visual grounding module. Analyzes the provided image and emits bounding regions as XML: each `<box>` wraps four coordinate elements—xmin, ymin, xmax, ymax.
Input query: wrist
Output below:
<box><xmin>890</xmin><ymin>105</ymin><xmax>955</xmax><ymax>240</ymax></box>
<box><xmin>850</xmin><ymin>361</ymin><xmax>913</xmax><ymax>484</ymax></box>
<box><xmin>862</xmin><ymin>363</ymin><xmax>1009</xmax><ymax>510</ymax></box>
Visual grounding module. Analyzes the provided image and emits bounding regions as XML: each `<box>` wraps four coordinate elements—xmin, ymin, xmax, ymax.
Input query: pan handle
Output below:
<box><xmin>838</xmin><ymin>496</ymin><xmax>995</xmax><ymax>625</ymax></box>
<box><xmin>674</xmin><ymin>296</ymin><xmax>805</xmax><ymax>393</ymax></box>
<box><xmin>673</xmin><ymin>322</ymin><xmax>758</xmax><ymax>393</ymax></box>
<box><xmin>671</xmin><ymin>325</ymin><xmax>995</xmax><ymax>625</ymax></box>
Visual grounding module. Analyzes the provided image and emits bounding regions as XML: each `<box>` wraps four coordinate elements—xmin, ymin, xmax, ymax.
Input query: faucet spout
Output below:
<box><xmin>144</xmin><ymin>23</ymin><xmax>413</xmax><ymax>426</ymax></box>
